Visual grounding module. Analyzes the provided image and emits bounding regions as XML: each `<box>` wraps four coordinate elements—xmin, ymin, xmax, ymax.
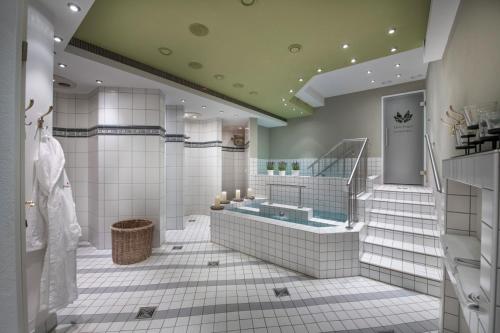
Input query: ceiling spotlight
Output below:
<box><xmin>158</xmin><ymin>47</ymin><xmax>173</xmax><ymax>56</ymax></box>
<box><xmin>214</xmin><ymin>74</ymin><xmax>224</xmax><ymax>80</ymax></box>
<box><xmin>390</xmin><ymin>47</ymin><xmax>398</xmax><ymax>53</ymax></box>
<box><xmin>241</xmin><ymin>0</ymin><xmax>256</xmax><ymax>6</ymax></box>
<box><xmin>281</xmin><ymin>98</ymin><xmax>286</xmax><ymax>102</ymax></box>
<box><xmin>396</xmin><ymin>74</ymin><xmax>401</xmax><ymax>78</ymax></box>
<box><xmin>350</xmin><ymin>58</ymin><xmax>357</xmax><ymax>64</ymax></box>
<box><xmin>371</xmin><ymin>80</ymin><xmax>375</xmax><ymax>83</ymax></box>
<box><xmin>54</xmin><ymin>36</ymin><xmax>63</xmax><ymax>43</ymax></box>
<box><xmin>67</xmin><ymin>2</ymin><xmax>81</xmax><ymax>12</ymax></box>
<box><xmin>202</xmin><ymin>105</ymin><xmax>207</xmax><ymax>109</ymax></box>
<box><xmin>298</xmin><ymin>77</ymin><xmax>304</xmax><ymax>82</ymax></box>
<box><xmin>395</xmin><ymin>63</ymin><xmax>401</xmax><ymax>68</ymax></box>
<box><xmin>180</xmin><ymin>99</ymin><xmax>185</xmax><ymax>103</ymax></box>
<box><xmin>58</xmin><ymin>63</ymin><xmax>67</xmax><ymax>68</ymax></box>
<box><xmin>341</xmin><ymin>43</ymin><xmax>349</xmax><ymax>49</ymax></box>
<box><xmin>316</xmin><ymin>68</ymin><xmax>323</xmax><ymax>73</ymax></box>
<box><xmin>289</xmin><ymin>89</ymin><xmax>293</xmax><ymax>93</ymax></box>
<box><xmin>192</xmin><ymin>115</ymin><xmax>197</xmax><ymax>119</ymax></box>
<box><xmin>388</xmin><ymin>27</ymin><xmax>396</xmax><ymax>35</ymax></box>
<box><xmin>284</xmin><ymin>103</ymin><xmax>288</xmax><ymax>106</ymax></box>
<box><xmin>96</xmin><ymin>80</ymin><xmax>103</xmax><ymax>84</ymax></box>
<box><xmin>367</xmin><ymin>70</ymin><xmax>372</xmax><ymax>74</ymax></box>
<box><xmin>288</xmin><ymin>43</ymin><xmax>302</xmax><ymax>54</ymax></box>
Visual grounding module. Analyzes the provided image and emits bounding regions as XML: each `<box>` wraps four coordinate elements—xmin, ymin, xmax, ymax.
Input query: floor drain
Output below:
<box><xmin>172</xmin><ymin>246</ymin><xmax>183</xmax><ymax>250</ymax></box>
<box><xmin>188</xmin><ymin>219</ymin><xmax>196</xmax><ymax>222</ymax></box>
<box><xmin>135</xmin><ymin>306</ymin><xmax>157</xmax><ymax>319</ymax></box>
<box><xmin>207</xmin><ymin>261</ymin><xmax>219</xmax><ymax>267</ymax></box>
<box><xmin>377</xmin><ymin>330</ymin><xmax>395</xmax><ymax>333</ymax></box>
<box><xmin>273</xmin><ymin>287</ymin><xmax>290</xmax><ymax>297</ymax></box>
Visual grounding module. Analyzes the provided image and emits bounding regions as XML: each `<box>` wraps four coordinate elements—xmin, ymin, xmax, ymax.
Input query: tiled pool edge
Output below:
<box><xmin>210</xmin><ymin>210</ymin><xmax>363</xmax><ymax>278</ymax></box>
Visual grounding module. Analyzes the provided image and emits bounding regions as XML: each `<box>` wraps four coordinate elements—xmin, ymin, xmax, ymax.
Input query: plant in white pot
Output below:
<box><xmin>266</xmin><ymin>161</ymin><xmax>275</xmax><ymax>176</ymax></box>
<box><xmin>291</xmin><ymin>161</ymin><xmax>300</xmax><ymax>176</ymax></box>
<box><xmin>278</xmin><ymin>161</ymin><xmax>287</xmax><ymax>176</ymax></box>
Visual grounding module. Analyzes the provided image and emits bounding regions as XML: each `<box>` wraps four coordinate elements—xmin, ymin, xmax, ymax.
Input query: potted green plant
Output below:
<box><xmin>291</xmin><ymin>161</ymin><xmax>300</xmax><ymax>176</ymax></box>
<box><xmin>278</xmin><ymin>161</ymin><xmax>287</xmax><ymax>176</ymax></box>
<box><xmin>266</xmin><ymin>161</ymin><xmax>275</xmax><ymax>176</ymax></box>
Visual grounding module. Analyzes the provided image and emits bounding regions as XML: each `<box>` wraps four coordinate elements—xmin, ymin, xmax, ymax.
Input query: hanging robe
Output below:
<box><xmin>27</xmin><ymin>134</ymin><xmax>81</xmax><ymax>313</ymax></box>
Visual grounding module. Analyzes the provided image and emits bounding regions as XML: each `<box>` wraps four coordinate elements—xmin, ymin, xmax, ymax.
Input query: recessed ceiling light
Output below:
<box><xmin>189</xmin><ymin>23</ymin><xmax>209</xmax><ymax>37</ymax></box>
<box><xmin>54</xmin><ymin>36</ymin><xmax>63</xmax><ymax>43</ymax></box>
<box><xmin>67</xmin><ymin>2</ymin><xmax>81</xmax><ymax>12</ymax></box>
<box><xmin>158</xmin><ymin>47</ymin><xmax>172</xmax><ymax>56</ymax></box>
<box><xmin>371</xmin><ymin>80</ymin><xmax>375</xmax><ymax>83</ymax></box>
<box><xmin>180</xmin><ymin>99</ymin><xmax>185</xmax><ymax>103</ymax></box>
<box><xmin>367</xmin><ymin>70</ymin><xmax>372</xmax><ymax>74</ymax></box>
<box><xmin>233</xmin><ymin>83</ymin><xmax>244</xmax><ymax>88</ymax></box>
<box><xmin>184</xmin><ymin>112</ymin><xmax>201</xmax><ymax>119</ymax></box>
<box><xmin>52</xmin><ymin>79</ymin><xmax>55</xmax><ymax>82</ymax></box>
<box><xmin>288</xmin><ymin>44</ymin><xmax>302</xmax><ymax>54</ymax></box>
<box><xmin>281</xmin><ymin>98</ymin><xmax>286</xmax><ymax>102</ymax></box>
<box><xmin>350</xmin><ymin>58</ymin><xmax>357</xmax><ymax>64</ymax></box>
<box><xmin>193</xmin><ymin>115</ymin><xmax>197</xmax><ymax>119</ymax></box>
<box><xmin>395</xmin><ymin>63</ymin><xmax>401</xmax><ymax>68</ymax></box>
<box><xmin>241</xmin><ymin>0</ymin><xmax>256</xmax><ymax>6</ymax></box>
<box><xmin>396</xmin><ymin>74</ymin><xmax>401</xmax><ymax>78</ymax></box>
<box><xmin>300</xmin><ymin>112</ymin><xmax>303</xmax><ymax>114</ymax></box>
<box><xmin>390</xmin><ymin>47</ymin><xmax>398</xmax><ymax>53</ymax></box>
<box><xmin>289</xmin><ymin>89</ymin><xmax>293</xmax><ymax>93</ymax></box>
<box><xmin>284</xmin><ymin>103</ymin><xmax>288</xmax><ymax>106</ymax></box>
<box><xmin>341</xmin><ymin>43</ymin><xmax>349</xmax><ymax>49</ymax></box>
<box><xmin>201</xmin><ymin>105</ymin><xmax>207</xmax><ymax>109</ymax></box>
<box><xmin>388</xmin><ymin>27</ymin><xmax>396</xmax><ymax>35</ymax></box>
<box><xmin>316</xmin><ymin>68</ymin><xmax>323</xmax><ymax>73</ymax></box>
<box><xmin>58</xmin><ymin>63</ymin><xmax>67</xmax><ymax>68</ymax></box>
<box><xmin>298</xmin><ymin>77</ymin><xmax>304</xmax><ymax>82</ymax></box>
<box><xmin>238</xmin><ymin>127</ymin><xmax>243</xmax><ymax>130</ymax></box>
<box><xmin>214</xmin><ymin>74</ymin><xmax>224</xmax><ymax>80</ymax></box>
<box><xmin>96</xmin><ymin>80</ymin><xmax>103</xmax><ymax>84</ymax></box>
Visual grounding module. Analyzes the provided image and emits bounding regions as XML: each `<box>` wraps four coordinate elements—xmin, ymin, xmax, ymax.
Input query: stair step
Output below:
<box><xmin>374</xmin><ymin>185</ymin><xmax>433</xmax><ymax>194</ymax></box>
<box><xmin>368</xmin><ymin>221</ymin><xmax>440</xmax><ymax>238</ymax></box>
<box><xmin>370</xmin><ymin>208</ymin><xmax>437</xmax><ymax>221</ymax></box>
<box><xmin>373</xmin><ymin>185</ymin><xmax>434</xmax><ymax>202</ymax></box>
<box><xmin>371</xmin><ymin>198</ymin><xmax>435</xmax><ymax>215</ymax></box>
<box><xmin>362</xmin><ymin>235</ymin><xmax>443</xmax><ymax>258</ymax></box>
<box><xmin>360</xmin><ymin>252</ymin><xmax>442</xmax><ymax>282</ymax></box>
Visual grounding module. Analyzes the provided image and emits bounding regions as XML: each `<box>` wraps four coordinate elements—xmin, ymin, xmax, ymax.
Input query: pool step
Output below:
<box><xmin>361</xmin><ymin>184</ymin><xmax>442</xmax><ymax>296</ymax></box>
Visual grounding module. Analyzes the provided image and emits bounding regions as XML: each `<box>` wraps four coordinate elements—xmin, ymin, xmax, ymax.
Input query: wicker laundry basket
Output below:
<box><xmin>111</xmin><ymin>219</ymin><xmax>153</xmax><ymax>265</ymax></box>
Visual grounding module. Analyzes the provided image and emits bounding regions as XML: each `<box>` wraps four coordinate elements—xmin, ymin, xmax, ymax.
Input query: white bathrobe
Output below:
<box><xmin>26</xmin><ymin>134</ymin><xmax>81</xmax><ymax>313</ymax></box>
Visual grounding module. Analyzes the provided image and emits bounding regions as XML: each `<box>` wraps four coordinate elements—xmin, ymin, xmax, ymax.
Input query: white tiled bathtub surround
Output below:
<box><xmin>211</xmin><ymin>208</ymin><xmax>362</xmax><ymax>279</ymax></box>
<box><xmin>54</xmin><ymin>88</ymin><xmax>165</xmax><ymax>249</ymax></box>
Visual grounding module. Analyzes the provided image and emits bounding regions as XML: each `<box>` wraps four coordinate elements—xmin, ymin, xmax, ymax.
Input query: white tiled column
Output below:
<box><xmin>165</xmin><ymin>105</ymin><xmax>185</xmax><ymax>230</ymax></box>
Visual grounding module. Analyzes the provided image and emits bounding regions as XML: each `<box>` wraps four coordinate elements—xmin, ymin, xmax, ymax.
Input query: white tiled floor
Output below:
<box><xmin>56</xmin><ymin>215</ymin><xmax>440</xmax><ymax>333</ymax></box>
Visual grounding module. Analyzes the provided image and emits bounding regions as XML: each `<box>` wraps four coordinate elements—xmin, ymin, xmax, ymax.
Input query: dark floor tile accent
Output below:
<box><xmin>273</xmin><ymin>287</ymin><xmax>290</xmax><ymax>297</ymax></box>
<box><xmin>59</xmin><ymin>289</ymin><xmax>420</xmax><ymax>325</ymax></box>
<box><xmin>172</xmin><ymin>246</ymin><xmax>183</xmax><ymax>250</ymax></box>
<box><xmin>78</xmin><ymin>249</ymin><xmax>234</xmax><ymax>259</ymax></box>
<box><xmin>323</xmin><ymin>319</ymin><xmax>439</xmax><ymax>333</ymax></box>
<box><xmin>135</xmin><ymin>306</ymin><xmax>157</xmax><ymax>319</ymax></box>
<box><xmin>188</xmin><ymin>219</ymin><xmax>196</xmax><ymax>222</ymax></box>
<box><xmin>77</xmin><ymin>260</ymin><xmax>266</xmax><ymax>274</ymax></box>
<box><xmin>207</xmin><ymin>261</ymin><xmax>219</xmax><ymax>267</ymax></box>
<box><xmin>79</xmin><ymin>275</ymin><xmax>309</xmax><ymax>294</ymax></box>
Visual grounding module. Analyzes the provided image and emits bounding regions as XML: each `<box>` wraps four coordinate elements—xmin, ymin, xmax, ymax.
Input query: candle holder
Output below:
<box><xmin>210</xmin><ymin>205</ymin><xmax>224</xmax><ymax>210</ymax></box>
<box><xmin>220</xmin><ymin>200</ymin><xmax>230</xmax><ymax>204</ymax></box>
<box><xmin>245</xmin><ymin>196</ymin><xmax>255</xmax><ymax>200</ymax></box>
<box><xmin>232</xmin><ymin>198</ymin><xmax>244</xmax><ymax>202</ymax></box>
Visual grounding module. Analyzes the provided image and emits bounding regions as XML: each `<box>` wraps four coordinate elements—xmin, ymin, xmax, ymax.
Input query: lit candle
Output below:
<box><xmin>247</xmin><ymin>188</ymin><xmax>253</xmax><ymax>197</ymax></box>
<box><xmin>235</xmin><ymin>189</ymin><xmax>241</xmax><ymax>200</ymax></box>
<box><xmin>221</xmin><ymin>191</ymin><xmax>227</xmax><ymax>201</ymax></box>
<box><xmin>215</xmin><ymin>195</ymin><xmax>221</xmax><ymax>207</ymax></box>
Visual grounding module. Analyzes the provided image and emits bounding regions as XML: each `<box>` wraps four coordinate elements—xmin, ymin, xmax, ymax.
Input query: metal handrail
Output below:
<box><xmin>425</xmin><ymin>133</ymin><xmax>442</xmax><ymax>193</ymax></box>
<box><xmin>307</xmin><ymin>140</ymin><xmax>346</xmax><ymax>170</ymax></box>
<box><xmin>267</xmin><ymin>183</ymin><xmax>306</xmax><ymax>208</ymax></box>
<box><xmin>346</xmin><ymin>138</ymin><xmax>368</xmax><ymax>229</ymax></box>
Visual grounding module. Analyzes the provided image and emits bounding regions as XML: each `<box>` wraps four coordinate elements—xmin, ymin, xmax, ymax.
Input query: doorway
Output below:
<box><xmin>382</xmin><ymin>91</ymin><xmax>425</xmax><ymax>185</ymax></box>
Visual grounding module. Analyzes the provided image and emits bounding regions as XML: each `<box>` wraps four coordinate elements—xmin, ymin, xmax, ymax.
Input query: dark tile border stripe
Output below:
<box><xmin>78</xmin><ymin>275</ymin><xmax>309</xmax><ymax>294</ymax></box>
<box><xmin>77</xmin><ymin>260</ymin><xmax>265</xmax><ymax>274</ymax></box>
<box><xmin>53</xmin><ymin>125</ymin><xmax>165</xmax><ymax>138</ymax></box>
<box><xmin>222</xmin><ymin>146</ymin><xmax>246</xmax><ymax>152</ymax></box>
<box><xmin>77</xmin><ymin>249</ymin><xmax>235</xmax><ymax>259</ymax></box>
<box><xmin>184</xmin><ymin>140</ymin><xmax>222</xmax><ymax>148</ymax></box>
<box><xmin>68</xmin><ymin>38</ymin><xmax>286</xmax><ymax>123</ymax></box>
<box><xmin>58</xmin><ymin>289</ymin><xmax>421</xmax><ymax>325</ymax></box>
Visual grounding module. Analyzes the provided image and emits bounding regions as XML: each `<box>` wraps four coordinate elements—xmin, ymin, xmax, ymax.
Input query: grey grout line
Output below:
<box><xmin>77</xmin><ymin>249</ymin><xmax>235</xmax><ymax>259</ymax></box>
<box><xmin>78</xmin><ymin>275</ymin><xmax>310</xmax><ymax>294</ymax></box>
<box><xmin>77</xmin><ymin>260</ymin><xmax>266</xmax><ymax>274</ymax></box>
<box><xmin>325</xmin><ymin>319</ymin><xmax>439</xmax><ymax>333</ymax></box>
<box><xmin>165</xmin><ymin>240</ymin><xmax>211</xmax><ymax>245</ymax></box>
<box><xmin>58</xmin><ymin>289</ymin><xmax>420</xmax><ymax>325</ymax></box>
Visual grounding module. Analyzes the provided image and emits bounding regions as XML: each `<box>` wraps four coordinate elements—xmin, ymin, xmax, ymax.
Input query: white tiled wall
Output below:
<box><xmin>221</xmin><ymin>127</ymin><xmax>247</xmax><ymax>200</ymax></box>
<box><xmin>184</xmin><ymin>119</ymin><xmax>222</xmax><ymax>215</ymax></box>
<box><xmin>55</xmin><ymin>88</ymin><xmax>165</xmax><ymax>249</ymax></box>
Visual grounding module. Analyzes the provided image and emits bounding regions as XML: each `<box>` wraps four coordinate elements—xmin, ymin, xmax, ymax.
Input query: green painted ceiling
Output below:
<box><xmin>75</xmin><ymin>0</ymin><xmax>430</xmax><ymax>119</ymax></box>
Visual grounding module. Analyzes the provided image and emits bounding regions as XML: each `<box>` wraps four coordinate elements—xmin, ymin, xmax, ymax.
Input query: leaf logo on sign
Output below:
<box><xmin>394</xmin><ymin>110</ymin><xmax>413</xmax><ymax>123</ymax></box>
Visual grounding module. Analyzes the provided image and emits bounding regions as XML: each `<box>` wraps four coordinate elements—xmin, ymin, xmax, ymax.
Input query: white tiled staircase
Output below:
<box><xmin>360</xmin><ymin>184</ymin><xmax>443</xmax><ymax>297</ymax></box>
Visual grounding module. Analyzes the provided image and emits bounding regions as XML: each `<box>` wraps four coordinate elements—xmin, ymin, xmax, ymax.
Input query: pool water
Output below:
<box><xmin>226</xmin><ymin>203</ymin><xmax>345</xmax><ymax>228</ymax></box>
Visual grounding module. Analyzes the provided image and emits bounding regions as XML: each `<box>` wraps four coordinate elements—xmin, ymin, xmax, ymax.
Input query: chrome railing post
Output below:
<box><xmin>425</xmin><ymin>133</ymin><xmax>442</xmax><ymax>193</ymax></box>
<box><xmin>298</xmin><ymin>187</ymin><xmax>303</xmax><ymax>208</ymax></box>
<box><xmin>346</xmin><ymin>184</ymin><xmax>353</xmax><ymax>229</ymax></box>
<box><xmin>269</xmin><ymin>185</ymin><xmax>273</xmax><ymax>205</ymax></box>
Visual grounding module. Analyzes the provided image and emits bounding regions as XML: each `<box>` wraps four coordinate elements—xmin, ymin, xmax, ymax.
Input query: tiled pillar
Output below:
<box><xmin>164</xmin><ymin>105</ymin><xmax>184</xmax><ymax>230</ymax></box>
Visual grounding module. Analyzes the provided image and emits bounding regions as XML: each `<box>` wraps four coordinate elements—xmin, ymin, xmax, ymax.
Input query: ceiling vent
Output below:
<box><xmin>189</xmin><ymin>23</ymin><xmax>209</xmax><ymax>37</ymax></box>
<box><xmin>53</xmin><ymin>75</ymin><xmax>76</xmax><ymax>89</ymax></box>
